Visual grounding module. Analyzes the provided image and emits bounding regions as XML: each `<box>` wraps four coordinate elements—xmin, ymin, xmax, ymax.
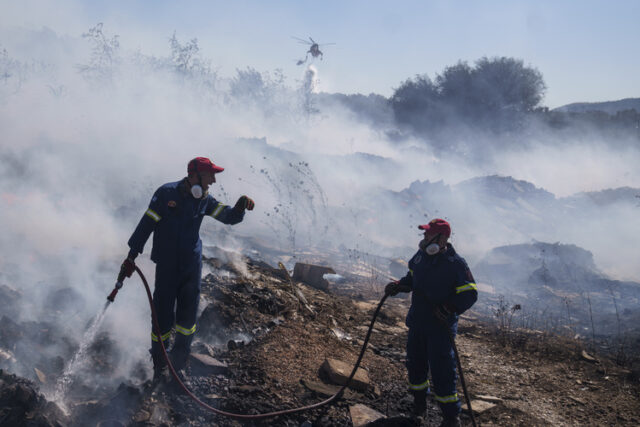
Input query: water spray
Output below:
<box><xmin>50</xmin><ymin>300</ymin><xmax>112</xmax><ymax>413</ymax></box>
<box><xmin>49</xmin><ymin>273</ymin><xmax>127</xmax><ymax>411</ymax></box>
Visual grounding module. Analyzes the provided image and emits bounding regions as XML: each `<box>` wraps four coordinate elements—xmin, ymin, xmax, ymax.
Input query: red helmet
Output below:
<box><xmin>188</xmin><ymin>157</ymin><xmax>224</xmax><ymax>175</ymax></box>
<box><xmin>418</xmin><ymin>218</ymin><xmax>451</xmax><ymax>238</ymax></box>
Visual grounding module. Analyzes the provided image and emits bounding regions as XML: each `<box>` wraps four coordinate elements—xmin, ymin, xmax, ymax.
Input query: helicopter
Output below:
<box><xmin>292</xmin><ymin>36</ymin><xmax>335</xmax><ymax>65</ymax></box>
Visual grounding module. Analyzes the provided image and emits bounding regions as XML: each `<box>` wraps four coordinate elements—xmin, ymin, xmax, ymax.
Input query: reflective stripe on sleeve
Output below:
<box><xmin>145</xmin><ymin>208</ymin><xmax>161</xmax><ymax>222</ymax></box>
<box><xmin>409</xmin><ymin>269</ymin><xmax>413</xmax><ymax>276</ymax></box>
<box><xmin>455</xmin><ymin>283</ymin><xmax>478</xmax><ymax>294</ymax></box>
<box><xmin>175</xmin><ymin>323</ymin><xmax>196</xmax><ymax>336</ymax></box>
<box><xmin>151</xmin><ymin>330</ymin><xmax>172</xmax><ymax>342</ymax></box>
<box><xmin>434</xmin><ymin>392</ymin><xmax>459</xmax><ymax>403</ymax></box>
<box><xmin>211</xmin><ymin>204</ymin><xmax>226</xmax><ymax>218</ymax></box>
<box><xmin>408</xmin><ymin>379</ymin><xmax>430</xmax><ymax>391</ymax></box>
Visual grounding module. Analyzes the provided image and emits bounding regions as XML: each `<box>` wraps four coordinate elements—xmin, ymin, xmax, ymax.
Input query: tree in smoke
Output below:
<box><xmin>0</xmin><ymin>46</ymin><xmax>13</xmax><ymax>84</ymax></box>
<box><xmin>0</xmin><ymin>45</ymin><xmax>28</xmax><ymax>98</ymax></box>
<box><xmin>389</xmin><ymin>75</ymin><xmax>440</xmax><ymax>133</ymax></box>
<box><xmin>435</xmin><ymin>61</ymin><xmax>476</xmax><ymax>118</ymax></box>
<box><xmin>473</xmin><ymin>57</ymin><xmax>546</xmax><ymax>113</ymax></box>
<box><xmin>129</xmin><ymin>32</ymin><xmax>218</xmax><ymax>97</ymax></box>
<box><xmin>228</xmin><ymin>67</ymin><xmax>294</xmax><ymax>119</ymax></box>
<box><xmin>77</xmin><ymin>23</ymin><xmax>120</xmax><ymax>83</ymax></box>
<box><xmin>391</xmin><ymin>56</ymin><xmax>546</xmax><ymax>136</ymax></box>
<box><xmin>230</xmin><ymin>67</ymin><xmax>267</xmax><ymax>101</ymax></box>
<box><xmin>168</xmin><ymin>33</ymin><xmax>218</xmax><ymax>91</ymax></box>
<box><xmin>169</xmin><ymin>33</ymin><xmax>207</xmax><ymax>75</ymax></box>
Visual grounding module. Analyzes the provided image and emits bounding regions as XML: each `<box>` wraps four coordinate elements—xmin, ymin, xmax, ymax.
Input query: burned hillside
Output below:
<box><xmin>1</xmin><ymin>249</ymin><xmax>640</xmax><ymax>426</ymax></box>
<box><xmin>474</xmin><ymin>242</ymin><xmax>640</xmax><ymax>346</ymax></box>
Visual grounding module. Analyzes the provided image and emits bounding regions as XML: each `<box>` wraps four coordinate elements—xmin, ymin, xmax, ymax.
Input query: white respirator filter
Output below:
<box><xmin>425</xmin><ymin>243</ymin><xmax>441</xmax><ymax>255</ymax></box>
<box><xmin>191</xmin><ymin>185</ymin><xmax>203</xmax><ymax>199</ymax></box>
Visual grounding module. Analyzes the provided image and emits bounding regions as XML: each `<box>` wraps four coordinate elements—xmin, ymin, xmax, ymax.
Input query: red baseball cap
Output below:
<box><xmin>188</xmin><ymin>157</ymin><xmax>224</xmax><ymax>174</ymax></box>
<box><xmin>418</xmin><ymin>218</ymin><xmax>451</xmax><ymax>237</ymax></box>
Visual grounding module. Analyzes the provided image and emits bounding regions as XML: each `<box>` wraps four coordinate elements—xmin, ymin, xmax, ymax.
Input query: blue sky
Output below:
<box><xmin>2</xmin><ymin>0</ymin><xmax>639</xmax><ymax>107</ymax></box>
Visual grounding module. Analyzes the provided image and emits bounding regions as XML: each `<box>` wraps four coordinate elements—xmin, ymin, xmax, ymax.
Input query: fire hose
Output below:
<box><xmin>107</xmin><ymin>265</ymin><xmax>390</xmax><ymax>421</ymax></box>
<box><xmin>107</xmin><ymin>267</ymin><xmax>476</xmax><ymax>424</ymax></box>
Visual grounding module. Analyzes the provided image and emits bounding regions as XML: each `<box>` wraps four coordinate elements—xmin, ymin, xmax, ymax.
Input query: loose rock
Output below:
<box><xmin>189</xmin><ymin>353</ymin><xmax>229</xmax><ymax>375</ymax></box>
<box><xmin>293</xmin><ymin>263</ymin><xmax>336</xmax><ymax>291</ymax></box>
<box><xmin>349</xmin><ymin>403</ymin><xmax>385</xmax><ymax>426</ymax></box>
<box><xmin>464</xmin><ymin>399</ymin><xmax>497</xmax><ymax>414</ymax></box>
<box><xmin>321</xmin><ymin>358</ymin><xmax>370</xmax><ymax>392</ymax></box>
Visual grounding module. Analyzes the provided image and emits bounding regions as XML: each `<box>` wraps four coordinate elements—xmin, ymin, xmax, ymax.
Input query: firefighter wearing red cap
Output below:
<box><xmin>119</xmin><ymin>157</ymin><xmax>254</xmax><ymax>379</ymax></box>
<box><xmin>385</xmin><ymin>219</ymin><xmax>477</xmax><ymax>426</ymax></box>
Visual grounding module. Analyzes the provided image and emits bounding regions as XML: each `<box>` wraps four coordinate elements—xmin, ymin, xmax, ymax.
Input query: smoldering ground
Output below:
<box><xmin>1</xmin><ymin>19</ymin><xmax>639</xmax><ymax>413</ymax></box>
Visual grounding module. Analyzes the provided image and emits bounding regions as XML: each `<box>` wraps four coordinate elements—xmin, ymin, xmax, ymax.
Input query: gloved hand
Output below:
<box><xmin>433</xmin><ymin>303</ymin><xmax>457</xmax><ymax>321</ymax></box>
<box><xmin>234</xmin><ymin>195</ymin><xmax>255</xmax><ymax>212</ymax></box>
<box><xmin>118</xmin><ymin>257</ymin><xmax>136</xmax><ymax>281</ymax></box>
<box><xmin>385</xmin><ymin>281</ymin><xmax>411</xmax><ymax>296</ymax></box>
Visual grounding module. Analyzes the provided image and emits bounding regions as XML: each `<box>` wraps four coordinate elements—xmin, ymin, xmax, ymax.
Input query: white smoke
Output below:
<box><xmin>1</xmin><ymin>17</ymin><xmax>639</xmax><ymax>393</ymax></box>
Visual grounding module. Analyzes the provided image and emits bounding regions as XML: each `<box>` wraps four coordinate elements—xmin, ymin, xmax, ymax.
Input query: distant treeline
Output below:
<box><xmin>388</xmin><ymin>56</ymin><xmax>640</xmax><ymax>139</ymax></box>
<box><xmin>391</xmin><ymin>57</ymin><xmax>545</xmax><ymax>133</ymax></box>
<box><xmin>325</xmin><ymin>57</ymin><xmax>640</xmax><ymax>149</ymax></box>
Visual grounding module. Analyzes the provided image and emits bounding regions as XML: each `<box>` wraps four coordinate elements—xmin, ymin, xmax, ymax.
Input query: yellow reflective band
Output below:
<box><xmin>151</xmin><ymin>330</ymin><xmax>172</xmax><ymax>342</ymax></box>
<box><xmin>408</xmin><ymin>379</ymin><xmax>430</xmax><ymax>391</ymax></box>
<box><xmin>175</xmin><ymin>324</ymin><xmax>196</xmax><ymax>336</ymax></box>
<box><xmin>145</xmin><ymin>208</ymin><xmax>161</xmax><ymax>222</ymax></box>
<box><xmin>455</xmin><ymin>283</ymin><xmax>478</xmax><ymax>294</ymax></box>
<box><xmin>409</xmin><ymin>269</ymin><xmax>413</xmax><ymax>276</ymax></box>
<box><xmin>434</xmin><ymin>393</ymin><xmax>459</xmax><ymax>403</ymax></box>
<box><xmin>211</xmin><ymin>204</ymin><xmax>226</xmax><ymax>218</ymax></box>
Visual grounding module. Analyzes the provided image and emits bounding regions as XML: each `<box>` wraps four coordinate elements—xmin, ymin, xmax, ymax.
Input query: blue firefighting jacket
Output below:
<box><xmin>398</xmin><ymin>244</ymin><xmax>478</xmax><ymax>329</ymax></box>
<box><xmin>127</xmin><ymin>179</ymin><xmax>244</xmax><ymax>272</ymax></box>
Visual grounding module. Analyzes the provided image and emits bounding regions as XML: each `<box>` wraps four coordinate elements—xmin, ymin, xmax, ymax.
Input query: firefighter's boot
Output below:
<box><xmin>411</xmin><ymin>389</ymin><xmax>427</xmax><ymax>416</ymax></box>
<box><xmin>150</xmin><ymin>342</ymin><xmax>167</xmax><ymax>382</ymax></box>
<box><xmin>439</xmin><ymin>415</ymin><xmax>461</xmax><ymax>427</ymax></box>
<box><xmin>170</xmin><ymin>333</ymin><xmax>193</xmax><ymax>371</ymax></box>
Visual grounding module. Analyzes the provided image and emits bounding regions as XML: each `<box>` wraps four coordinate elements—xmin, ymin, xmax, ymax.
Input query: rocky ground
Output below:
<box><xmin>1</xmin><ymin>251</ymin><xmax>639</xmax><ymax>426</ymax></box>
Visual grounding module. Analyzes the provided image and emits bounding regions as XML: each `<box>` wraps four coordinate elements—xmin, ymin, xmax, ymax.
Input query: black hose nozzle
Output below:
<box><xmin>107</xmin><ymin>281</ymin><xmax>124</xmax><ymax>302</ymax></box>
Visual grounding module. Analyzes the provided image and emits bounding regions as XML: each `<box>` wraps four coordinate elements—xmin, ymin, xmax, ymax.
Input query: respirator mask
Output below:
<box><xmin>419</xmin><ymin>234</ymin><xmax>441</xmax><ymax>255</ymax></box>
<box><xmin>190</xmin><ymin>173</ymin><xmax>204</xmax><ymax>199</ymax></box>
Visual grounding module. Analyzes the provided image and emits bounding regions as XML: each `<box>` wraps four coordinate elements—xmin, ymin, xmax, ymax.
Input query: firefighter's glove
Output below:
<box><xmin>234</xmin><ymin>195</ymin><xmax>255</xmax><ymax>212</ymax></box>
<box><xmin>434</xmin><ymin>303</ymin><xmax>457</xmax><ymax>321</ymax></box>
<box><xmin>385</xmin><ymin>281</ymin><xmax>411</xmax><ymax>296</ymax></box>
<box><xmin>118</xmin><ymin>257</ymin><xmax>136</xmax><ymax>281</ymax></box>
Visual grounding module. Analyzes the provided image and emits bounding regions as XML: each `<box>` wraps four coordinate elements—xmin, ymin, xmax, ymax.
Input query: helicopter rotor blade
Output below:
<box><xmin>291</xmin><ymin>36</ymin><xmax>311</xmax><ymax>45</ymax></box>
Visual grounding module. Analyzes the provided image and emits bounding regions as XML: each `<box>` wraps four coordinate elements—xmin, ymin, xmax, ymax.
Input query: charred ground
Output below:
<box><xmin>1</xmin><ymin>252</ymin><xmax>639</xmax><ymax>426</ymax></box>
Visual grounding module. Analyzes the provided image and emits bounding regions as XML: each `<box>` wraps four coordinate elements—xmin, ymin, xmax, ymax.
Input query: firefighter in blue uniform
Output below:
<box><xmin>119</xmin><ymin>157</ymin><xmax>254</xmax><ymax>379</ymax></box>
<box><xmin>385</xmin><ymin>219</ymin><xmax>478</xmax><ymax>427</ymax></box>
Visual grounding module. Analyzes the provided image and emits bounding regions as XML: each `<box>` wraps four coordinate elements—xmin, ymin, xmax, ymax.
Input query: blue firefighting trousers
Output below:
<box><xmin>150</xmin><ymin>259</ymin><xmax>201</xmax><ymax>369</ymax></box>
<box><xmin>406</xmin><ymin>322</ymin><xmax>460</xmax><ymax>418</ymax></box>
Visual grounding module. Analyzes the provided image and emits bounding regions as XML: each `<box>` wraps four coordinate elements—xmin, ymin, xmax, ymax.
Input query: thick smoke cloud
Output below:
<box><xmin>1</xmin><ymin>18</ymin><xmax>639</xmax><ymax>394</ymax></box>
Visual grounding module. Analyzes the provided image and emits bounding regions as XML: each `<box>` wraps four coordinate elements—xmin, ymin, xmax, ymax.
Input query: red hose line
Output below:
<box><xmin>134</xmin><ymin>265</ymin><xmax>388</xmax><ymax>421</ymax></box>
